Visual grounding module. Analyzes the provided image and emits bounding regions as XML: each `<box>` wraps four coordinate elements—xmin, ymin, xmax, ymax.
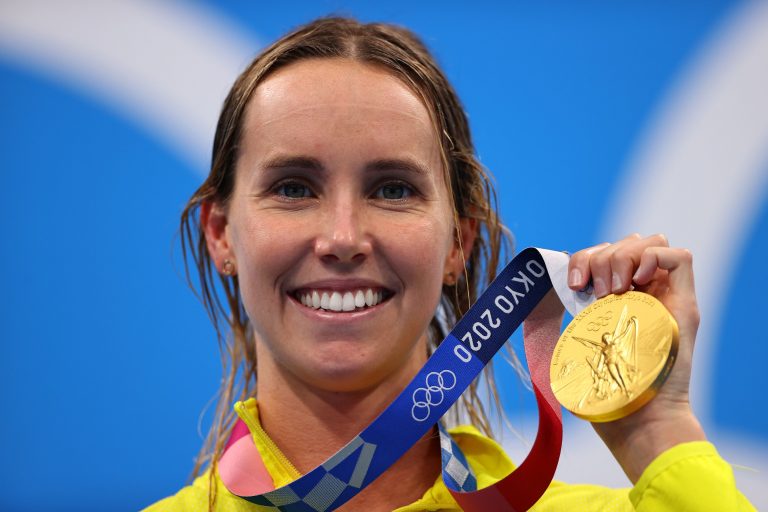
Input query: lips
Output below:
<box><xmin>292</xmin><ymin>287</ymin><xmax>391</xmax><ymax>312</ymax></box>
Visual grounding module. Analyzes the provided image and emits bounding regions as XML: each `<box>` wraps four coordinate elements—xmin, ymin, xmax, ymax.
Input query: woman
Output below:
<box><xmin>147</xmin><ymin>17</ymin><xmax>753</xmax><ymax>511</ymax></box>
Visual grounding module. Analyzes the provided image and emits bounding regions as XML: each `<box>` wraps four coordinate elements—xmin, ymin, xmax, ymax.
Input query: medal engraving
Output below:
<box><xmin>550</xmin><ymin>291</ymin><xmax>678</xmax><ymax>422</ymax></box>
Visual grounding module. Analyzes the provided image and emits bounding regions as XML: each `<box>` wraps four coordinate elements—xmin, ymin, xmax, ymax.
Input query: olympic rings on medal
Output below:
<box><xmin>411</xmin><ymin>370</ymin><xmax>457</xmax><ymax>422</ymax></box>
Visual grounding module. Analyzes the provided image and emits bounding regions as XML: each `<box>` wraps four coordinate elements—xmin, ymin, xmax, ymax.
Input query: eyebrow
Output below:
<box><xmin>366</xmin><ymin>158</ymin><xmax>430</xmax><ymax>177</ymax></box>
<box><xmin>261</xmin><ymin>155</ymin><xmax>431</xmax><ymax>176</ymax></box>
<box><xmin>262</xmin><ymin>155</ymin><xmax>323</xmax><ymax>172</ymax></box>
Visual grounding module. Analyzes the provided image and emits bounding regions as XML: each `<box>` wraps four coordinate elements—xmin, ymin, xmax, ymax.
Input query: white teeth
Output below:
<box><xmin>329</xmin><ymin>292</ymin><xmax>343</xmax><ymax>312</ymax></box>
<box><xmin>312</xmin><ymin>290</ymin><xmax>320</xmax><ymax>308</ymax></box>
<box><xmin>299</xmin><ymin>287</ymin><xmax>386</xmax><ymax>312</ymax></box>
<box><xmin>342</xmin><ymin>292</ymin><xmax>355</xmax><ymax>311</ymax></box>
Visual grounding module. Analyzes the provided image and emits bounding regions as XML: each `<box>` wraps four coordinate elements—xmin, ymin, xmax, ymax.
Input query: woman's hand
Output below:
<box><xmin>567</xmin><ymin>233</ymin><xmax>706</xmax><ymax>483</ymax></box>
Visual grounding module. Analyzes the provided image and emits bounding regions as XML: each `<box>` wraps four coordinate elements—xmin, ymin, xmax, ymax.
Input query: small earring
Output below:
<box><xmin>222</xmin><ymin>259</ymin><xmax>236</xmax><ymax>276</ymax></box>
<box><xmin>444</xmin><ymin>271</ymin><xmax>457</xmax><ymax>286</ymax></box>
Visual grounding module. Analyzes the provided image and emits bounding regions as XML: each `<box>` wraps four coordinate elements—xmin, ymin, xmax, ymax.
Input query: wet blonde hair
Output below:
<box><xmin>179</xmin><ymin>16</ymin><xmax>514</xmax><ymax>509</ymax></box>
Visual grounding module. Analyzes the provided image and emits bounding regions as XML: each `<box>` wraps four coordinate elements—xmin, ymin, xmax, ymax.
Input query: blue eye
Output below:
<box><xmin>376</xmin><ymin>182</ymin><xmax>412</xmax><ymax>200</ymax></box>
<box><xmin>276</xmin><ymin>181</ymin><xmax>311</xmax><ymax>199</ymax></box>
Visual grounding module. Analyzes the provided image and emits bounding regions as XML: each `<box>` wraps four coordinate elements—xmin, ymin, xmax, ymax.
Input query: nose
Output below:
<box><xmin>314</xmin><ymin>197</ymin><xmax>372</xmax><ymax>264</ymax></box>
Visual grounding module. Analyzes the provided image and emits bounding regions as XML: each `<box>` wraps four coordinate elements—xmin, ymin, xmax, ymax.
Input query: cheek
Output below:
<box><xmin>382</xmin><ymin>214</ymin><xmax>453</xmax><ymax>286</ymax></box>
<box><xmin>230</xmin><ymin>215</ymin><xmax>306</xmax><ymax>305</ymax></box>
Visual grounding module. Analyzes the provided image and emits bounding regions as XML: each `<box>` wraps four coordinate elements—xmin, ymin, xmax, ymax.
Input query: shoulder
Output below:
<box><xmin>141</xmin><ymin>471</ymin><xmax>258</xmax><ymax>512</ymax></box>
<box><xmin>447</xmin><ymin>425</ymin><xmax>632</xmax><ymax>510</ymax></box>
<box><xmin>446</xmin><ymin>424</ymin><xmax>516</xmax><ymax>488</ymax></box>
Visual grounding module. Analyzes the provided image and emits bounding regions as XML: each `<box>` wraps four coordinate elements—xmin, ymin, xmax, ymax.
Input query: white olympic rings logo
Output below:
<box><xmin>411</xmin><ymin>370</ymin><xmax>457</xmax><ymax>422</ymax></box>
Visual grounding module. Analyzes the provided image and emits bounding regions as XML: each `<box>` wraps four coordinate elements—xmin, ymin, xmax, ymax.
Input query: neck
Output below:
<box><xmin>255</xmin><ymin>349</ymin><xmax>442</xmax><ymax>510</ymax></box>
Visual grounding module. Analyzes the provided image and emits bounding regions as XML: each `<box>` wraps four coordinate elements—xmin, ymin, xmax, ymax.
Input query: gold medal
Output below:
<box><xmin>550</xmin><ymin>291</ymin><xmax>678</xmax><ymax>422</ymax></box>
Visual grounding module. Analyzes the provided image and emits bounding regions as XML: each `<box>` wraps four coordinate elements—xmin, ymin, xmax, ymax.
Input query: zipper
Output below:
<box><xmin>235</xmin><ymin>399</ymin><xmax>302</xmax><ymax>479</ymax></box>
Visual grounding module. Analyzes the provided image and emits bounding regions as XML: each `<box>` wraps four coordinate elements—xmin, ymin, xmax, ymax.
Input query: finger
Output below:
<box><xmin>633</xmin><ymin>246</ymin><xmax>695</xmax><ymax>293</ymax></box>
<box><xmin>568</xmin><ymin>242</ymin><xmax>610</xmax><ymax>290</ymax></box>
<box><xmin>584</xmin><ymin>233</ymin><xmax>646</xmax><ymax>296</ymax></box>
<box><xmin>569</xmin><ymin>234</ymin><xmax>641</xmax><ymax>294</ymax></box>
<box><xmin>632</xmin><ymin>267</ymin><xmax>670</xmax><ymax>297</ymax></box>
<box><xmin>634</xmin><ymin>246</ymin><xmax>700</xmax><ymax>338</ymax></box>
<box><xmin>587</xmin><ymin>243</ymin><xmax>619</xmax><ymax>298</ymax></box>
<box><xmin>609</xmin><ymin>233</ymin><xmax>670</xmax><ymax>294</ymax></box>
<box><xmin>588</xmin><ymin>233</ymin><xmax>670</xmax><ymax>297</ymax></box>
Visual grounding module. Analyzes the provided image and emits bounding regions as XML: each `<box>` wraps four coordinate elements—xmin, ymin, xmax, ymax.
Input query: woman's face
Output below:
<box><xmin>215</xmin><ymin>59</ymin><xmax>463</xmax><ymax>392</ymax></box>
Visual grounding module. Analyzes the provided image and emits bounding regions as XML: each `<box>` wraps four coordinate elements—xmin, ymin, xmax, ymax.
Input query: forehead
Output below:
<box><xmin>241</xmin><ymin>59</ymin><xmax>441</xmax><ymax>162</ymax></box>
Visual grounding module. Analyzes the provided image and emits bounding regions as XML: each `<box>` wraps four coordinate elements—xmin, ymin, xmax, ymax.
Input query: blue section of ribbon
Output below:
<box><xmin>453</xmin><ymin>248</ymin><xmax>552</xmax><ymax>365</ymax></box>
<box><xmin>240</xmin><ymin>248</ymin><xmax>556</xmax><ymax>510</ymax></box>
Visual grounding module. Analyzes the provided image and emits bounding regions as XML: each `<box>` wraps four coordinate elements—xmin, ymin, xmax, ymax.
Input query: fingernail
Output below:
<box><xmin>611</xmin><ymin>272</ymin><xmax>622</xmax><ymax>292</ymax></box>
<box><xmin>593</xmin><ymin>276</ymin><xmax>608</xmax><ymax>297</ymax></box>
<box><xmin>568</xmin><ymin>268</ymin><xmax>582</xmax><ymax>288</ymax></box>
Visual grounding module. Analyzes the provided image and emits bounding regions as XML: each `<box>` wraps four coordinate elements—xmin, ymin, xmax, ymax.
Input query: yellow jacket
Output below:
<box><xmin>145</xmin><ymin>399</ymin><xmax>755</xmax><ymax>511</ymax></box>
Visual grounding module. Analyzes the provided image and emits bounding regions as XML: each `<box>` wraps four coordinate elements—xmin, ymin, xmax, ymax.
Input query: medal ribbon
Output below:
<box><xmin>220</xmin><ymin>248</ymin><xmax>594</xmax><ymax>511</ymax></box>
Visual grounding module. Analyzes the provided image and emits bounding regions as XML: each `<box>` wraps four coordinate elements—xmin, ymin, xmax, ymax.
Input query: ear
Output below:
<box><xmin>200</xmin><ymin>200</ymin><xmax>235</xmax><ymax>273</ymax></box>
<box><xmin>444</xmin><ymin>217</ymin><xmax>478</xmax><ymax>284</ymax></box>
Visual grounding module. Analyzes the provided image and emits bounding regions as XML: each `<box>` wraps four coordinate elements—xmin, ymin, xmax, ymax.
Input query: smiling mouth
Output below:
<box><xmin>292</xmin><ymin>287</ymin><xmax>392</xmax><ymax>313</ymax></box>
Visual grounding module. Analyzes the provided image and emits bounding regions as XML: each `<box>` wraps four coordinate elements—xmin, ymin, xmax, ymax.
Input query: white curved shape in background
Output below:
<box><xmin>0</xmin><ymin>0</ymin><xmax>259</xmax><ymax>173</ymax></box>
<box><xmin>516</xmin><ymin>0</ymin><xmax>768</xmax><ymax>504</ymax></box>
<box><xmin>593</xmin><ymin>1</ymin><xmax>768</xmax><ymax>505</ymax></box>
<box><xmin>603</xmin><ymin>0</ymin><xmax>768</xmax><ymax>422</ymax></box>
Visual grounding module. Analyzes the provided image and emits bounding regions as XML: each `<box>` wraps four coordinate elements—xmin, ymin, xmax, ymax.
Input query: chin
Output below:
<box><xmin>298</xmin><ymin>353</ymin><xmax>403</xmax><ymax>394</ymax></box>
